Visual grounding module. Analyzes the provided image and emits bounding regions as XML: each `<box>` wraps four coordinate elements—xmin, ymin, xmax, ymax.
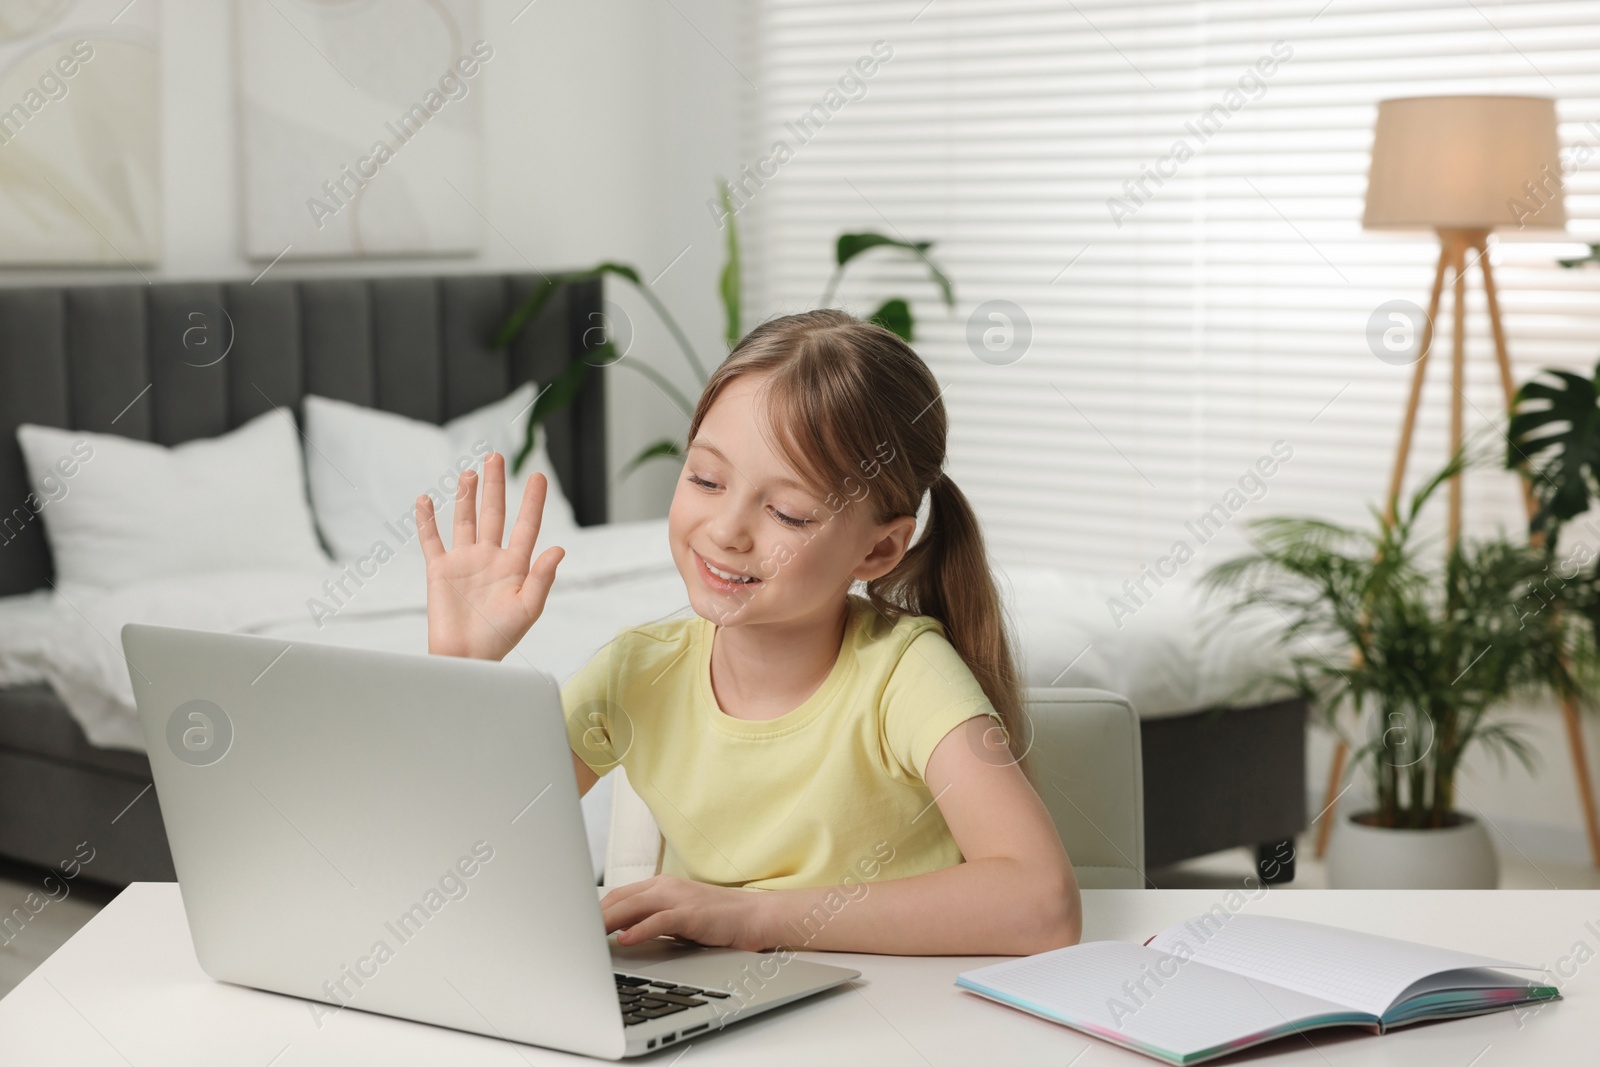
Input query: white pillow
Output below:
<box><xmin>15</xmin><ymin>410</ymin><xmax>331</xmax><ymax>594</ymax></box>
<box><xmin>302</xmin><ymin>382</ymin><xmax>580</xmax><ymax>564</ymax></box>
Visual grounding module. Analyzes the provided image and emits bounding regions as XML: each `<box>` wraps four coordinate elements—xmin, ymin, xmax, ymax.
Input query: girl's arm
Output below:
<box><xmin>418</xmin><ymin>456</ymin><xmax>601</xmax><ymax>799</ymax></box>
<box><xmin>601</xmin><ymin>715</ymin><xmax>1082</xmax><ymax>956</ymax></box>
<box><xmin>757</xmin><ymin>714</ymin><xmax>1081</xmax><ymax>955</ymax></box>
<box><xmin>572</xmin><ymin>751</ymin><xmax>599</xmax><ymax>798</ymax></box>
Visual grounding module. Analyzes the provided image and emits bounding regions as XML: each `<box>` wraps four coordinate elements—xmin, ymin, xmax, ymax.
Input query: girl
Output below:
<box><xmin>417</xmin><ymin>308</ymin><xmax>1080</xmax><ymax>957</ymax></box>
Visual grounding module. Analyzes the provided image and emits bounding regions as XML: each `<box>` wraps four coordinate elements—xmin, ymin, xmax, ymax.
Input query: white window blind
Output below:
<box><xmin>740</xmin><ymin>0</ymin><xmax>1600</xmax><ymax>576</ymax></box>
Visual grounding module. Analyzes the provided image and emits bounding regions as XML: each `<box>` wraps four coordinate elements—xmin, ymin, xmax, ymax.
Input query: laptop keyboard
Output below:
<box><xmin>615</xmin><ymin>973</ymin><xmax>730</xmax><ymax>1026</ymax></box>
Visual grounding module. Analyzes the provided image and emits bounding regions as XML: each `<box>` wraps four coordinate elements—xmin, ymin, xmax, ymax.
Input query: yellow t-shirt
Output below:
<box><xmin>561</xmin><ymin>593</ymin><xmax>999</xmax><ymax>892</ymax></box>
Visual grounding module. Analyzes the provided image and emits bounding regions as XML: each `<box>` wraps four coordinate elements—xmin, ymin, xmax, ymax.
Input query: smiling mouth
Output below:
<box><xmin>693</xmin><ymin>550</ymin><xmax>763</xmax><ymax>590</ymax></box>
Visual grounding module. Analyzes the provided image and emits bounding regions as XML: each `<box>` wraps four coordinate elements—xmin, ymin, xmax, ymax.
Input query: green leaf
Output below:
<box><xmin>587</xmin><ymin>261</ymin><xmax>642</xmax><ymax>285</ymax></box>
<box><xmin>615</xmin><ymin>439</ymin><xmax>684</xmax><ymax>482</ymax></box>
<box><xmin>717</xmin><ymin>180</ymin><xmax>742</xmax><ymax>348</ymax></box>
<box><xmin>834</xmin><ymin>232</ymin><xmax>954</xmax><ymax>307</ymax></box>
<box><xmin>1507</xmin><ymin>365</ymin><xmax>1600</xmax><ymax>533</ymax></box>
<box><xmin>868</xmin><ymin>298</ymin><xmax>913</xmax><ymax>341</ymax></box>
<box><xmin>510</xmin><ymin>347</ymin><xmax>613</xmax><ymax>475</ymax></box>
<box><xmin>1557</xmin><ymin>244</ymin><xmax>1600</xmax><ymax>269</ymax></box>
<box><xmin>836</xmin><ymin>232</ymin><xmax>928</xmax><ymax>266</ymax></box>
<box><xmin>1401</xmin><ymin>446</ymin><xmax>1473</xmax><ymax>530</ymax></box>
<box><xmin>492</xmin><ymin>264</ymin><xmax>643</xmax><ymax>350</ymax></box>
<box><xmin>492</xmin><ymin>277</ymin><xmax>561</xmax><ymax>349</ymax></box>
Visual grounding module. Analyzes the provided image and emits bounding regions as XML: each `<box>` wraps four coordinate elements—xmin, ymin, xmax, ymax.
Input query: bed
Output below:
<box><xmin>0</xmin><ymin>272</ymin><xmax>1306</xmax><ymax>888</ymax></box>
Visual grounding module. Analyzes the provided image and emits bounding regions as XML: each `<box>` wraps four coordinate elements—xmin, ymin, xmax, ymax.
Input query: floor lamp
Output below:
<box><xmin>1313</xmin><ymin>95</ymin><xmax>1600</xmax><ymax>867</ymax></box>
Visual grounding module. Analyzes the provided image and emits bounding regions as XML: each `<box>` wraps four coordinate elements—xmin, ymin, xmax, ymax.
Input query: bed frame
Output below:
<box><xmin>1140</xmin><ymin>698</ymin><xmax>1305</xmax><ymax>881</ymax></box>
<box><xmin>0</xmin><ymin>272</ymin><xmax>606</xmax><ymax>886</ymax></box>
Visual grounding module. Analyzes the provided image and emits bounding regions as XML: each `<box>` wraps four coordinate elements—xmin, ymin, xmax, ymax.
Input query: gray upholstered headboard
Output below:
<box><xmin>0</xmin><ymin>272</ymin><xmax>606</xmax><ymax>597</ymax></box>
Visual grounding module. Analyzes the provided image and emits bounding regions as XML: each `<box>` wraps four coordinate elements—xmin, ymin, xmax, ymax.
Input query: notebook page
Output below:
<box><xmin>1398</xmin><ymin>967</ymin><xmax>1547</xmax><ymax>1000</ymax></box>
<box><xmin>957</xmin><ymin>941</ymin><xmax>1362</xmax><ymax>1065</ymax></box>
<box><xmin>1383</xmin><ymin>967</ymin><xmax>1561</xmax><ymax>1026</ymax></box>
<box><xmin>1147</xmin><ymin>914</ymin><xmax>1539</xmax><ymax>1017</ymax></box>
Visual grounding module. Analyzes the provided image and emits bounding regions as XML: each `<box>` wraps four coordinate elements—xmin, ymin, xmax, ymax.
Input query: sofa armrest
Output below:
<box><xmin>1021</xmin><ymin>687</ymin><xmax>1145</xmax><ymax>889</ymax></box>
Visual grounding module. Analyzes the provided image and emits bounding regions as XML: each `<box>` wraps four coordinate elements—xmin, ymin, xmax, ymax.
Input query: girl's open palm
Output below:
<box><xmin>417</xmin><ymin>452</ymin><xmax>565</xmax><ymax>661</ymax></box>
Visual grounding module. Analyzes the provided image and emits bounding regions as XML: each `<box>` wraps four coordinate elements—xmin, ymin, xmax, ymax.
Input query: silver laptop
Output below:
<box><xmin>121</xmin><ymin>624</ymin><xmax>859</xmax><ymax>1059</ymax></box>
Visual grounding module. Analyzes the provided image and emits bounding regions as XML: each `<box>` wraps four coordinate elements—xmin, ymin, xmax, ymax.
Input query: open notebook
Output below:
<box><xmin>955</xmin><ymin>914</ymin><xmax>1559</xmax><ymax>1066</ymax></box>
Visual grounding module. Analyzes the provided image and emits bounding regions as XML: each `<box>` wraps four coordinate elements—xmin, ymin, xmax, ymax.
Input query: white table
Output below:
<box><xmin>1</xmin><ymin>884</ymin><xmax>1594</xmax><ymax>1065</ymax></box>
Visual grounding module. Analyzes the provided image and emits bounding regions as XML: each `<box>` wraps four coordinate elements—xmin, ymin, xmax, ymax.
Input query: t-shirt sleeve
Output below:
<box><xmin>561</xmin><ymin>632</ymin><xmax>628</xmax><ymax>777</ymax></box>
<box><xmin>881</xmin><ymin>628</ymin><xmax>1003</xmax><ymax>784</ymax></box>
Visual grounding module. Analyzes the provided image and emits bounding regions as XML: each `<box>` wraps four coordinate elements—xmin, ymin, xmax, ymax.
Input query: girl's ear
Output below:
<box><xmin>853</xmin><ymin>514</ymin><xmax>918</xmax><ymax>582</ymax></box>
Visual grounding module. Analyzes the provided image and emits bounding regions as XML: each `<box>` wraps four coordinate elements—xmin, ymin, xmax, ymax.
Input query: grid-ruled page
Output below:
<box><xmin>1148</xmin><ymin>915</ymin><xmax>1539</xmax><ymax>1018</ymax></box>
<box><xmin>958</xmin><ymin>941</ymin><xmax>1359</xmax><ymax>1065</ymax></box>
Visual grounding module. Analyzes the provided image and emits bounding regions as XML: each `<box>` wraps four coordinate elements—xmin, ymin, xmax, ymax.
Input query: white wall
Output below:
<box><xmin>0</xmin><ymin>0</ymin><xmax>749</xmax><ymax>522</ymax></box>
<box><xmin>476</xmin><ymin>0</ymin><xmax>750</xmax><ymax>520</ymax></box>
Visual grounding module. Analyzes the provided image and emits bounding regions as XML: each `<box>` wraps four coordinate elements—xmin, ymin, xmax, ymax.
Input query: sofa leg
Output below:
<box><xmin>1256</xmin><ymin>839</ymin><xmax>1296</xmax><ymax>885</ymax></box>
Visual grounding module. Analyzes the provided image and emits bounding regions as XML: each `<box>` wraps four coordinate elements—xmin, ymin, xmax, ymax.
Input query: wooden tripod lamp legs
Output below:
<box><xmin>1312</xmin><ymin>230</ymin><xmax>1600</xmax><ymax>868</ymax></box>
<box><xmin>1313</xmin><ymin>236</ymin><xmax>1454</xmax><ymax>860</ymax></box>
<box><xmin>1480</xmin><ymin>246</ymin><xmax>1600</xmax><ymax>869</ymax></box>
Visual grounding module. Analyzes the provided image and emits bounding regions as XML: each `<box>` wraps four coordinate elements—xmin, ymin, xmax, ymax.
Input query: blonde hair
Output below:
<box><xmin>684</xmin><ymin>308</ymin><xmax>1029</xmax><ymax>768</ymax></box>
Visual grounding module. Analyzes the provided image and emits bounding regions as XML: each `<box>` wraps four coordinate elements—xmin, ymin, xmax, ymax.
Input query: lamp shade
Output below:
<box><xmin>1362</xmin><ymin>95</ymin><xmax>1567</xmax><ymax>231</ymax></box>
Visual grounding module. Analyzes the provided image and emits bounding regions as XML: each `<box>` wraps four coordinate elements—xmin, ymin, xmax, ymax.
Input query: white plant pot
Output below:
<box><xmin>1326</xmin><ymin>811</ymin><xmax>1499</xmax><ymax>889</ymax></box>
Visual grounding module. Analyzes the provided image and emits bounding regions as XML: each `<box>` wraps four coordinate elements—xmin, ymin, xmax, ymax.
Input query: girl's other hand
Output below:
<box><xmin>417</xmin><ymin>452</ymin><xmax>564</xmax><ymax>661</ymax></box>
<box><xmin>600</xmin><ymin>875</ymin><xmax>772</xmax><ymax>952</ymax></box>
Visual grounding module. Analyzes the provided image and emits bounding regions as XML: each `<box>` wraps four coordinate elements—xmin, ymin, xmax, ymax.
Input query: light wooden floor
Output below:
<box><xmin>4</xmin><ymin>831</ymin><xmax>1598</xmax><ymax>1001</ymax></box>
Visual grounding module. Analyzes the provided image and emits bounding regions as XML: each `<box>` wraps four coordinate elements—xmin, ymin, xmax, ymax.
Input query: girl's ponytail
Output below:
<box><xmin>866</xmin><ymin>472</ymin><xmax>1029</xmax><ymax>772</ymax></box>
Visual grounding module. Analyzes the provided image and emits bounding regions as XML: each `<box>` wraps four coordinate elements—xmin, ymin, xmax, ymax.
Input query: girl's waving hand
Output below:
<box><xmin>417</xmin><ymin>451</ymin><xmax>564</xmax><ymax>661</ymax></box>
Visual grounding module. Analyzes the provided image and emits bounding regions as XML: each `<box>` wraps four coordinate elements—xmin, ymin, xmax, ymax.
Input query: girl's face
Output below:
<box><xmin>668</xmin><ymin>373</ymin><xmax>913</xmax><ymax>629</ymax></box>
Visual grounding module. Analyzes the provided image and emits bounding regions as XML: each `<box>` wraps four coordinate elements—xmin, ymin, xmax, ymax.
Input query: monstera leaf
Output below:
<box><xmin>1507</xmin><ymin>364</ymin><xmax>1600</xmax><ymax>535</ymax></box>
<box><xmin>1557</xmin><ymin>244</ymin><xmax>1600</xmax><ymax>269</ymax></box>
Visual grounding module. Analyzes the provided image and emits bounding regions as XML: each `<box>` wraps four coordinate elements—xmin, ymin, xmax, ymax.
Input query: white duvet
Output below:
<box><xmin>0</xmin><ymin>516</ymin><xmax>1289</xmax><ymax>750</ymax></box>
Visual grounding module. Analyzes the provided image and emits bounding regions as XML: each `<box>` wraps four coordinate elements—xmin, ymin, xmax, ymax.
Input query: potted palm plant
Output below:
<box><xmin>1203</xmin><ymin>453</ymin><xmax>1598</xmax><ymax>888</ymax></box>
